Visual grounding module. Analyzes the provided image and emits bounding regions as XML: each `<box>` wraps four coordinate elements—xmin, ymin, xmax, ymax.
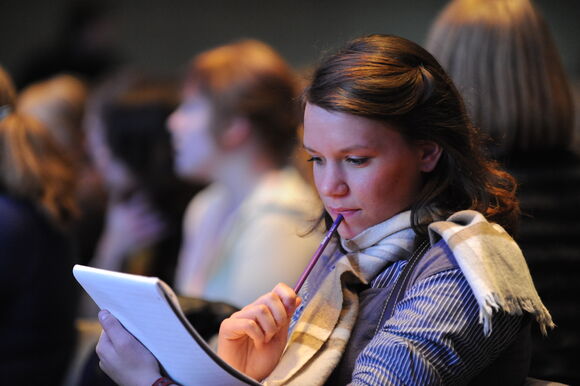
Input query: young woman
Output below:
<box><xmin>95</xmin><ymin>35</ymin><xmax>553</xmax><ymax>385</ymax></box>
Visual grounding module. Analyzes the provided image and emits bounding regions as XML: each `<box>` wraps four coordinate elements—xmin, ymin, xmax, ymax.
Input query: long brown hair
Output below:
<box><xmin>304</xmin><ymin>34</ymin><xmax>519</xmax><ymax>235</ymax></box>
<box><xmin>426</xmin><ymin>0</ymin><xmax>574</xmax><ymax>156</ymax></box>
<box><xmin>0</xmin><ymin>67</ymin><xmax>77</xmax><ymax>227</ymax></box>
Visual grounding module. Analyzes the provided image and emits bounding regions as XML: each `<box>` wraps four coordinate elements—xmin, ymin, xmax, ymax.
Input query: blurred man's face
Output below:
<box><xmin>167</xmin><ymin>89</ymin><xmax>219</xmax><ymax>182</ymax></box>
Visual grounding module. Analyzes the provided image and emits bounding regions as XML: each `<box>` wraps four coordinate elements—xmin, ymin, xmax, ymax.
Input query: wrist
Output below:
<box><xmin>152</xmin><ymin>376</ymin><xmax>178</xmax><ymax>386</ymax></box>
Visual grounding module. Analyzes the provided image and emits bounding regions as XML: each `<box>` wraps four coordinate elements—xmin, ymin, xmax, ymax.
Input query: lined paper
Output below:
<box><xmin>73</xmin><ymin>264</ymin><xmax>261</xmax><ymax>386</ymax></box>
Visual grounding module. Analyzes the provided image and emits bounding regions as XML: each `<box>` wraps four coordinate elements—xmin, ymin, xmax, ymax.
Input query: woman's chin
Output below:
<box><xmin>337</xmin><ymin>225</ymin><xmax>359</xmax><ymax>240</ymax></box>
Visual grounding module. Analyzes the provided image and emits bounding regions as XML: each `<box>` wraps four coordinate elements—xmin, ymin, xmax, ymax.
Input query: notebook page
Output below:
<box><xmin>73</xmin><ymin>264</ymin><xmax>261</xmax><ymax>386</ymax></box>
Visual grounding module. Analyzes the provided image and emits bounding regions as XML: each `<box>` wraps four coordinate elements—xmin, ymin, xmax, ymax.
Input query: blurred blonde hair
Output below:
<box><xmin>0</xmin><ymin>67</ymin><xmax>78</xmax><ymax>226</ymax></box>
<box><xmin>18</xmin><ymin>74</ymin><xmax>88</xmax><ymax>160</ymax></box>
<box><xmin>426</xmin><ymin>0</ymin><xmax>574</xmax><ymax>156</ymax></box>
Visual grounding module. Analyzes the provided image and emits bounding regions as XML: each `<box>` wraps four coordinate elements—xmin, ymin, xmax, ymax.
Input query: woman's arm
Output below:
<box><xmin>350</xmin><ymin>269</ymin><xmax>525</xmax><ymax>385</ymax></box>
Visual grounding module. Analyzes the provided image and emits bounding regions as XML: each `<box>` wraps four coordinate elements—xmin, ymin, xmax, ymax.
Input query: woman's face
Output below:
<box><xmin>85</xmin><ymin>113</ymin><xmax>135</xmax><ymax>194</ymax></box>
<box><xmin>303</xmin><ymin>103</ymin><xmax>440</xmax><ymax>239</ymax></box>
<box><xmin>167</xmin><ymin>89</ymin><xmax>219</xmax><ymax>181</ymax></box>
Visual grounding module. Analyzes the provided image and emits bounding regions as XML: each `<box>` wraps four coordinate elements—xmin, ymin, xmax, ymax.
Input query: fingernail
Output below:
<box><xmin>98</xmin><ymin>310</ymin><xmax>110</xmax><ymax>322</ymax></box>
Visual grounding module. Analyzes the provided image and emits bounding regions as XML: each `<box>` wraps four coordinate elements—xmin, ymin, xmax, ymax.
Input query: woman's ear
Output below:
<box><xmin>220</xmin><ymin>117</ymin><xmax>251</xmax><ymax>150</ymax></box>
<box><xmin>416</xmin><ymin>140</ymin><xmax>442</xmax><ymax>172</ymax></box>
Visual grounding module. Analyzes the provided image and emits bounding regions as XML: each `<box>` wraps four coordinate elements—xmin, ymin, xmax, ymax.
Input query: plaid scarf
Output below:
<box><xmin>428</xmin><ymin>210</ymin><xmax>554</xmax><ymax>335</ymax></box>
<box><xmin>263</xmin><ymin>211</ymin><xmax>416</xmax><ymax>385</ymax></box>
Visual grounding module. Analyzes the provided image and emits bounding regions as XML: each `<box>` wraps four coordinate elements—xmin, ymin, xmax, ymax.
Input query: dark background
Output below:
<box><xmin>1</xmin><ymin>0</ymin><xmax>579</xmax><ymax>80</ymax></box>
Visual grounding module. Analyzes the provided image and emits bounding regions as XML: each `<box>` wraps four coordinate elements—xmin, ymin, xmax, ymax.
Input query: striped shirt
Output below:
<box><xmin>293</xmin><ymin>240</ymin><xmax>528</xmax><ymax>385</ymax></box>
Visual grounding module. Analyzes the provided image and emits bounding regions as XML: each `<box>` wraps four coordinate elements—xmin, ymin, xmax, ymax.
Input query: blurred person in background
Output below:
<box><xmin>169</xmin><ymin>39</ymin><xmax>322</xmax><ymax>309</ymax></box>
<box><xmin>426</xmin><ymin>0</ymin><xmax>578</xmax><ymax>383</ymax></box>
<box><xmin>75</xmin><ymin>72</ymin><xmax>204</xmax><ymax>386</ymax></box>
<box><xmin>85</xmin><ymin>71</ymin><xmax>202</xmax><ymax>287</ymax></box>
<box><xmin>18</xmin><ymin>74</ymin><xmax>88</xmax><ymax>157</ymax></box>
<box><xmin>18</xmin><ymin>73</ymin><xmax>107</xmax><ymax>267</ymax></box>
<box><xmin>0</xmin><ymin>66</ymin><xmax>79</xmax><ymax>385</ymax></box>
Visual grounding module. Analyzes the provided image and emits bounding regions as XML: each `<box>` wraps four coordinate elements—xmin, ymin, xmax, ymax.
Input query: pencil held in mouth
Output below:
<box><xmin>293</xmin><ymin>214</ymin><xmax>344</xmax><ymax>293</ymax></box>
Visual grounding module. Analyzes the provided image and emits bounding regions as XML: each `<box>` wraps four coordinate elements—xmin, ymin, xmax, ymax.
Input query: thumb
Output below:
<box><xmin>98</xmin><ymin>310</ymin><xmax>130</xmax><ymax>349</ymax></box>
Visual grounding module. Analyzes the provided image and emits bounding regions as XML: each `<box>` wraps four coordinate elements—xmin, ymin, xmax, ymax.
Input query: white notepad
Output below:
<box><xmin>73</xmin><ymin>264</ymin><xmax>261</xmax><ymax>386</ymax></box>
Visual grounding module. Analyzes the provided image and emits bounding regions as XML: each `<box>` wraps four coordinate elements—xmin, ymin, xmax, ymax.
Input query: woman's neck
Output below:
<box><xmin>213</xmin><ymin>145</ymin><xmax>279</xmax><ymax>208</ymax></box>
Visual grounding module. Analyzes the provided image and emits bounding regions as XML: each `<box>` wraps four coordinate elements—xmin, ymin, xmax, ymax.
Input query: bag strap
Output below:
<box><xmin>373</xmin><ymin>239</ymin><xmax>431</xmax><ymax>335</ymax></box>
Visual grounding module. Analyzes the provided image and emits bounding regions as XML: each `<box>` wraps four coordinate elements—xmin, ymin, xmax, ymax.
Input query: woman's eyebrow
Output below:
<box><xmin>339</xmin><ymin>145</ymin><xmax>373</xmax><ymax>152</ymax></box>
<box><xmin>302</xmin><ymin>144</ymin><xmax>373</xmax><ymax>153</ymax></box>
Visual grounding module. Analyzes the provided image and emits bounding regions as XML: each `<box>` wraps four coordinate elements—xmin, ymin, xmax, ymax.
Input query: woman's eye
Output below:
<box><xmin>346</xmin><ymin>157</ymin><xmax>369</xmax><ymax>166</ymax></box>
<box><xmin>307</xmin><ymin>156</ymin><xmax>323</xmax><ymax>164</ymax></box>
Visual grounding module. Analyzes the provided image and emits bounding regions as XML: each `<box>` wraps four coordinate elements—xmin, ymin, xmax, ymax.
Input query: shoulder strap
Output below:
<box><xmin>373</xmin><ymin>239</ymin><xmax>431</xmax><ymax>335</ymax></box>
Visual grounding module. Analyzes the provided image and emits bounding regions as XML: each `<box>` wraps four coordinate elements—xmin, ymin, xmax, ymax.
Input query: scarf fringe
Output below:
<box><xmin>480</xmin><ymin>292</ymin><xmax>555</xmax><ymax>336</ymax></box>
<box><xmin>431</xmin><ymin>210</ymin><xmax>554</xmax><ymax>338</ymax></box>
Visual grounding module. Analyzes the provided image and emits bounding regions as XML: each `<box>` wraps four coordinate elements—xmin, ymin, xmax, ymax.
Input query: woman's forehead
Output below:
<box><xmin>303</xmin><ymin>103</ymin><xmax>402</xmax><ymax>147</ymax></box>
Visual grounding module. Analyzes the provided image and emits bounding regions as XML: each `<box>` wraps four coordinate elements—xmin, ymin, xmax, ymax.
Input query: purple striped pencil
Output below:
<box><xmin>293</xmin><ymin>214</ymin><xmax>344</xmax><ymax>293</ymax></box>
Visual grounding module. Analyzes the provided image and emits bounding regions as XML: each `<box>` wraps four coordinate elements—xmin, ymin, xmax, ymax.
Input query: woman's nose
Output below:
<box><xmin>167</xmin><ymin>110</ymin><xmax>180</xmax><ymax>134</ymax></box>
<box><xmin>316</xmin><ymin>166</ymin><xmax>348</xmax><ymax>197</ymax></box>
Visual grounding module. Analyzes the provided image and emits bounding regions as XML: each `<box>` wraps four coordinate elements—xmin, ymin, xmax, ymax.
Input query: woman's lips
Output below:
<box><xmin>328</xmin><ymin>207</ymin><xmax>359</xmax><ymax>218</ymax></box>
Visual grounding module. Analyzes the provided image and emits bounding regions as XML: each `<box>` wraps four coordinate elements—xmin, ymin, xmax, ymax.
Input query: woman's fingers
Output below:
<box><xmin>229</xmin><ymin>284</ymin><xmax>299</xmax><ymax>343</ymax></box>
<box><xmin>271</xmin><ymin>282</ymin><xmax>300</xmax><ymax>315</ymax></box>
<box><xmin>217</xmin><ymin>285</ymin><xmax>299</xmax><ymax>379</ymax></box>
<box><xmin>121</xmin><ymin>200</ymin><xmax>167</xmax><ymax>242</ymax></box>
<box><xmin>228</xmin><ymin>303</ymin><xmax>280</xmax><ymax>344</ymax></box>
<box><xmin>95</xmin><ymin>329</ymin><xmax>114</xmax><ymax>364</ymax></box>
<box><xmin>96</xmin><ymin>325</ymin><xmax>123</xmax><ymax>376</ymax></box>
<box><xmin>220</xmin><ymin>316</ymin><xmax>267</xmax><ymax>347</ymax></box>
<box><xmin>95</xmin><ymin>309</ymin><xmax>162</xmax><ymax>385</ymax></box>
<box><xmin>253</xmin><ymin>303</ymin><xmax>282</xmax><ymax>342</ymax></box>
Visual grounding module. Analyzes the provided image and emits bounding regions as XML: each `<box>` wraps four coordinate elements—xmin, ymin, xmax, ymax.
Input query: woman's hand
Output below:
<box><xmin>93</xmin><ymin>193</ymin><xmax>167</xmax><ymax>270</ymax></box>
<box><xmin>217</xmin><ymin>283</ymin><xmax>301</xmax><ymax>381</ymax></box>
<box><xmin>96</xmin><ymin>310</ymin><xmax>162</xmax><ymax>386</ymax></box>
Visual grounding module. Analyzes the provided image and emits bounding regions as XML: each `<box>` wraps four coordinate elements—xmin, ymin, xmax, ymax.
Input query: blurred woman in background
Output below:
<box><xmin>0</xmin><ymin>66</ymin><xmax>79</xmax><ymax>385</ymax></box>
<box><xmin>85</xmin><ymin>71</ymin><xmax>202</xmax><ymax>286</ymax></box>
<box><xmin>18</xmin><ymin>73</ymin><xmax>107</xmax><ymax>266</ymax></box>
<box><xmin>168</xmin><ymin>39</ymin><xmax>322</xmax><ymax>308</ymax></box>
<box><xmin>426</xmin><ymin>0</ymin><xmax>578</xmax><ymax>383</ymax></box>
